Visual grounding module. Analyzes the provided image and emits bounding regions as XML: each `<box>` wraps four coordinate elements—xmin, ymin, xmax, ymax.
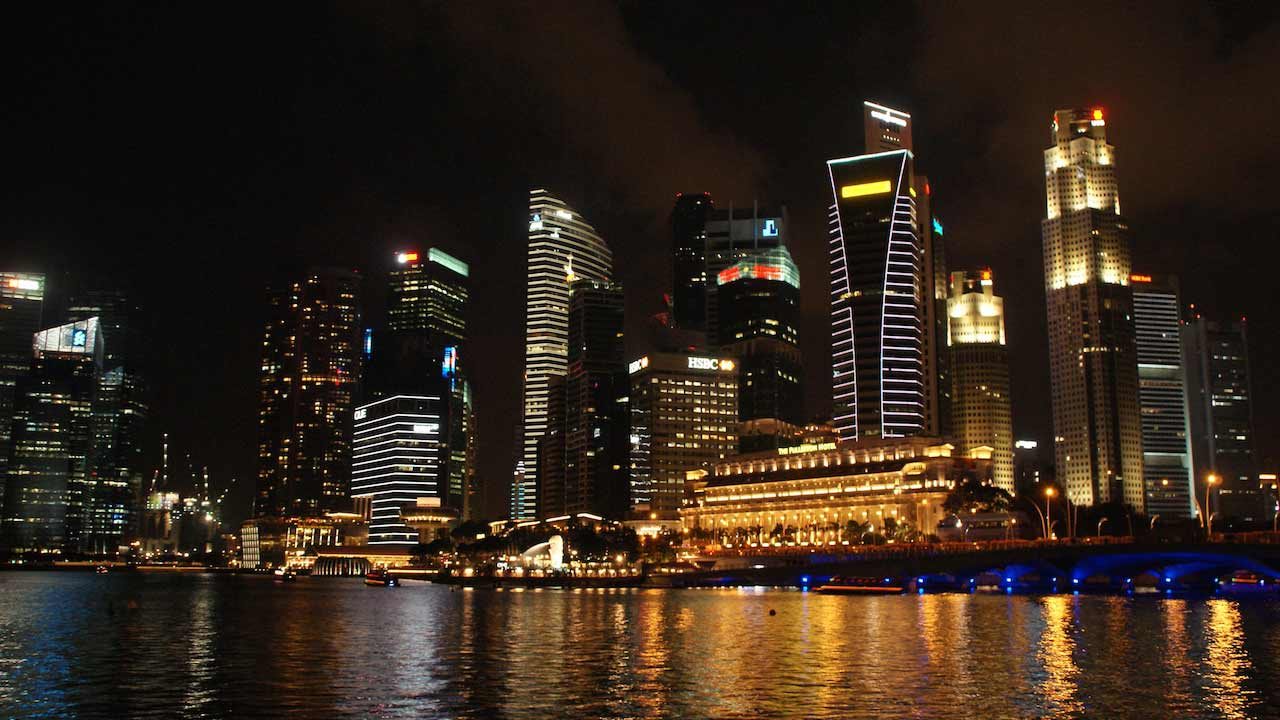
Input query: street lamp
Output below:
<box><xmin>1149</xmin><ymin>514</ymin><xmax>1160</xmax><ymax>531</ymax></box>
<box><xmin>1044</xmin><ymin>487</ymin><xmax>1056</xmax><ymax>540</ymax></box>
<box><xmin>1203</xmin><ymin>474</ymin><xmax>1220</xmax><ymax>530</ymax></box>
<box><xmin>1208</xmin><ymin>512</ymin><xmax>1220</xmax><ymax>538</ymax></box>
<box><xmin>1097</xmin><ymin>517</ymin><xmax>1109</xmax><ymax>537</ymax></box>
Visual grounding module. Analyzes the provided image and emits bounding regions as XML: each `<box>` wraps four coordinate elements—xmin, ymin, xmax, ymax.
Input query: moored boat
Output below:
<box><xmin>364</xmin><ymin>569</ymin><xmax>398</xmax><ymax>587</ymax></box>
<box><xmin>815</xmin><ymin>575</ymin><xmax>905</xmax><ymax>594</ymax></box>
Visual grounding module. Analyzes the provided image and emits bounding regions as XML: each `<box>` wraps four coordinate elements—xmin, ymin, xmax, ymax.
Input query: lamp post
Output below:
<box><xmin>1044</xmin><ymin>487</ymin><xmax>1056</xmax><ymax>540</ymax></box>
<box><xmin>1097</xmin><ymin>517</ymin><xmax>1109</xmax><ymax>538</ymax></box>
<box><xmin>1149</xmin><ymin>514</ymin><xmax>1160</xmax><ymax>532</ymax></box>
<box><xmin>1208</xmin><ymin>512</ymin><xmax>1219</xmax><ymax>539</ymax></box>
<box><xmin>1203</xmin><ymin>474</ymin><xmax>1220</xmax><ymax>531</ymax></box>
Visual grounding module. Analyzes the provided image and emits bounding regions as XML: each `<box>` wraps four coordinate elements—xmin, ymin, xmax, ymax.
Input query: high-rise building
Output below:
<box><xmin>1130</xmin><ymin>274</ymin><xmax>1196</xmax><ymax>519</ymax></box>
<box><xmin>351</xmin><ymin>394</ymin><xmax>447</xmax><ymax>544</ymax></box>
<box><xmin>704</xmin><ymin>203</ymin><xmax>787</xmax><ymax>341</ymax></box>
<box><xmin>1182</xmin><ymin>317</ymin><xmax>1260</xmax><ymax>521</ymax></box>
<box><xmin>0</xmin><ymin>272</ymin><xmax>44</xmax><ymax>507</ymax></box>
<box><xmin>517</xmin><ymin>189</ymin><xmax>613</xmax><ymax>519</ymax></box>
<box><xmin>1041</xmin><ymin>107</ymin><xmax>1143</xmax><ymax>509</ymax></box>
<box><xmin>860</xmin><ymin>101</ymin><xmax>949</xmax><ymax>438</ymax></box>
<box><xmin>628</xmin><ymin>352</ymin><xmax>738</xmax><ymax>516</ymax></box>
<box><xmin>714</xmin><ymin>246</ymin><xmax>803</xmax><ymax>447</ymax></box>
<box><xmin>671</xmin><ymin>193</ymin><xmax>713</xmax><ymax>332</ymax></box>
<box><xmin>3</xmin><ymin>318</ymin><xmax>101</xmax><ymax>553</ymax></box>
<box><xmin>827</xmin><ymin>148</ymin><xmax>924</xmax><ymax>442</ymax></box>
<box><xmin>65</xmin><ymin>287</ymin><xmax>148</xmax><ymax>553</ymax></box>
<box><xmin>946</xmin><ymin>269</ymin><xmax>1013</xmax><ymax>492</ymax></box>
<box><xmin>255</xmin><ymin>268</ymin><xmax>361</xmax><ymax>518</ymax></box>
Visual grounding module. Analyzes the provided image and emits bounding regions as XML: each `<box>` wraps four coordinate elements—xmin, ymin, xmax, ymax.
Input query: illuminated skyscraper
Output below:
<box><xmin>0</xmin><ymin>272</ymin><xmax>44</xmax><ymax>506</ymax></box>
<box><xmin>715</xmin><ymin>246</ymin><xmax>803</xmax><ymax>448</ymax></box>
<box><xmin>1130</xmin><ymin>274</ymin><xmax>1196</xmax><ymax>519</ymax></box>
<box><xmin>827</xmin><ymin>148</ymin><xmax>924</xmax><ymax>441</ymax></box>
<box><xmin>1041</xmin><ymin>107</ymin><xmax>1143</xmax><ymax>509</ymax></box>
<box><xmin>255</xmin><ymin>268</ymin><xmax>361</xmax><ymax>518</ymax></box>
<box><xmin>516</xmin><ymin>189</ymin><xmax>613</xmax><ymax>519</ymax></box>
<box><xmin>628</xmin><ymin>352</ymin><xmax>738</xmax><ymax>515</ymax></box>
<box><xmin>3</xmin><ymin>318</ymin><xmax>100</xmax><ymax>553</ymax></box>
<box><xmin>704</xmin><ymin>203</ymin><xmax>787</xmax><ymax>340</ymax></box>
<box><xmin>1182</xmin><ymin>316</ymin><xmax>1260</xmax><ymax>521</ymax></box>
<box><xmin>946</xmin><ymin>269</ymin><xmax>1013</xmax><ymax>492</ymax></box>
<box><xmin>352</xmin><ymin>394</ymin><xmax>447</xmax><ymax>544</ymax></box>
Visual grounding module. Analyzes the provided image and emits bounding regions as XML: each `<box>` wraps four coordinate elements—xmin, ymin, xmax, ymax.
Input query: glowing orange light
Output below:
<box><xmin>396</xmin><ymin>251</ymin><xmax>419</xmax><ymax>264</ymax></box>
<box><xmin>981</xmin><ymin>269</ymin><xmax>992</xmax><ymax>281</ymax></box>
<box><xmin>1130</xmin><ymin>274</ymin><xmax>1152</xmax><ymax>283</ymax></box>
<box><xmin>1093</xmin><ymin>108</ymin><xmax>1104</xmax><ymax>121</ymax></box>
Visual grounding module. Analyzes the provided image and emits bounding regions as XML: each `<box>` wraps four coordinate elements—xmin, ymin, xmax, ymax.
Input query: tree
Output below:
<box><xmin>944</xmin><ymin>478</ymin><xmax>1014</xmax><ymax>514</ymax></box>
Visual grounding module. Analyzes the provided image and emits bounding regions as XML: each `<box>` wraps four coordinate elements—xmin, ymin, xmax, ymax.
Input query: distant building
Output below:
<box><xmin>3</xmin><ymin>318</ymin><xmax>101</xmax><ymax>554</ymax></box>
<box><xmin>704</xmin><ymin>203</ymin><xmax>787</xmax><ymax>340</ymax></box>
<box><xmin>0</xmin><ymin>272</ymin><xmax>44</xmax><ymax>507</ymax></box>
<box><xmin>351</xmin><ymin>394</ymin><xmax>447</xmax><ymax>545</ymax></box>
<box><xmin>1182</xmin><ymin>317</ymin><xmax>1261</xmax><ymax>521</ymax></box>
<box><xmin>714</xmin><ymin>246</ymin><xmax>803</xmax><ymax>448</ymax></box>
<box><xmin>681</xmin><ymin>438</ymin><xmax>987</xmax><ymax>545</ymax></box>
<box><xmin>518</xmin><ymin>189</ymin><xmax>613</xmax><ymax>519</ymax></box>
<box><xmin>946</xmin><ymin>269</ymin><xmax>1013</xmax><ymax>492</ymax></box>
<box><xmin>1041</xmin><ymin>107</ymin><xmax>1143</xmax><ymax>509</ymax></box>
<box><xmin>1131</xmin><ymin>274</ymin><xmax>1196</xmax><ymax>519</ymax></box>
<box><xmin>671</xmin><ymin>192</ymin><xmax>714</xmax><ymax>333</ymax></box>
<box><xmin>628</xmin><ymin>352</ymin><xmax>738</xmax><ymax>516</ymax></box>
<box><xmin>255</xmin><ymin>268</ymin><xmax>362</xmax><ymax>518</ymax></box>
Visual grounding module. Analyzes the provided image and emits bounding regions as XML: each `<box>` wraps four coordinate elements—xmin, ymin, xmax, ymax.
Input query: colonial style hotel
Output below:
<box><xmin>681</xmin><ymin>437</ymin><xmax>992</xmax><ymax>546</ymax></box>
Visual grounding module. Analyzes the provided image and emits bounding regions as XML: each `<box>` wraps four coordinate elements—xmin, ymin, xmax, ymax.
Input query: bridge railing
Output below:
<box><xmin>690</xmin><ymin>536</ymin><xmax>1136</xmax><ymax>561</ymax></box>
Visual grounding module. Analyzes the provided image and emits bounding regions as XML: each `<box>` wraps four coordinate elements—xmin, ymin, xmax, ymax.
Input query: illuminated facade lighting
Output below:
<box><xmin>352</xmin><ymin>395</ymin><xmax>445</xmax><ymax>544</ymax></box>
<box><xmin>946</xmin><ymin>270</ymin><xmax>1013</xmax><ymax>491</ymax></box>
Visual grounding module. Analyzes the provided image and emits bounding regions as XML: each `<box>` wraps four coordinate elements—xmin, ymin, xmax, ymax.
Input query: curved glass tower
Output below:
<box><xmin>516</xmin><ymin>189</ymin><xmax>612</xmax><ymax>519</ymax></box>
<box><xmin>827</xmin><ymin>150</ymin><xmax>924</xmax><ymax>442</ymax></box>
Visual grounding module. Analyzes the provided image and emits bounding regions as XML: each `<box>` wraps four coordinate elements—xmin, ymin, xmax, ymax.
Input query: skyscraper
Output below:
<box><xmin>1182</xmin><ymin>316</ymin><xmax>1260</xmax><ymax>521</ymax></box>
<box><xmin>946</xmin><ymin>269</ymin><xmax>1013</xmax><ymax>492</ymax></box>
<box><xmin>65</xmin><ymin>287</ymin><xmax>148</xmax><ymax>553</ymax></box>
<box><xmin>714</xmin><ymin>246</ymin><xmax>803</xmax><ymax>448</ymax></box>
<box><xmin>1130</xmin><ymin>274</ymin><xmax>1196</xmax><ymax>519</ymax></box>
<box><xmin>827</xmin><ymin>148</ymin><xmax>924</xmax><ymax>441</ymax></box>
<box><xmin>0</xmin><ymin>272</ymin><xmax>44</xmax><ymax>506</ymax></box>
<box><xmin>353</xmin><ymin>249</ymin><xmax>470</xmax><ymax>539</ymax></box>
<box><xmin>628</xmin><ymin>352</ymin><xmax>738</xmax><ymax>516</ymax></box>
<box><xmin>703</xmin><ymin>203</ymin><xmax>787</xmax><ymax>342</ymax></box>
<box><xmin>255</xmin><ymin>268</ymin><xmax>361</xmax><ymax>518</ymax></box>
<box><xmin>1042</xmin><ymin>107</ymin><xmax>1143</xmax><ymax>509</ymax></box>
<box><xmin>517</xmin><ymin>189</ymin><xmax>612</xmax><ymax>519</ymax></box>
<box><xmin>671</xmin><ymin>192</ymin><xmax>713</xmax><ymax>332</ymax></box>
<box><xmin>3</xmin><ymin>318</ymin><xmax>100</xmax><ymax>554</ymax></box>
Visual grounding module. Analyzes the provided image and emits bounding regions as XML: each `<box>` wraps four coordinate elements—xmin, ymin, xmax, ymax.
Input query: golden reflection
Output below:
<box><xmin>633</xmin><ymin>590</ymin><xmax>670</xmax><ymax>716</ymax></box>
<box><xmin>1036</xmin><ymin>596</ymin><xmax>1083</xmax><ymax>715</ymax></box>
<box><xmin>807</xmin><ymin>592</ymin><xmax>851</xmax><ymax>713</ymax></box>
<box><xmin>1204</xmin><ymin>599</ymin><xmax>1255</xmax><ymax>719</ymax></box>
<box><xmin>1161</xmin><ymin>600</ymin><xmax>1192</xmax><ymax>710</ymax></box>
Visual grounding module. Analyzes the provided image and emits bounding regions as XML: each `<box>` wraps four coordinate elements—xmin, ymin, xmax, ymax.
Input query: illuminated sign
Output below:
<box><xmin>71</xmin><ymin>328</ymin><xmax>87</xmax><ymax>348</ymax></box>
<box><xmin>840</xmin><ymin>180</ymin><xmax>892</xmax><ymax>199</ymax></box>
<box><xmin>778</xmin><ymin>442</ymin><xmax>837</xmax><ymax>455</ymax></box>
<box><xmin>412</xmin><ymin>423</ymin><xmax>439</xmax><ymax>435</ymax></box>
<box><xmin>5</xmin><ymin>277</ymin><xmax>40</xmax><ymax>291</ymax></box>
<box><xmin>354</xmin><ymin>408</ymin><xmax>367</xmax><ymax>420</ymax></box>
<box><xmin>362</xmin><ymin>328</ymin><xmax>373</xmax><ymax>357</ymax></box>
<box><xmin>1129</xmin><ymin>274</ymin><xmax>1152</xmax><ymax>283</ymax></box>
<box><xmin>763</xmin><ymin>219</ymin><xmax>778</xmax><ymax>237</ymax></box>
<box><xmin>1015</xmin><ymin>440</ymin><xmax>1038</xmax><ymax>449</ymax></box>
<box><xmin>396</xmin><ymin>251</ymin><xmax>419</xmax><ymax>264</ymax></box>
<box><xmin>932</xmin><ymin>218</ymin><xmax>944</xmax><ymax>236</ymax></box>
<box><xmin>554</xmin><ymin>210</ymin><xmax>573</xmax><ymax>220</ymax></box>
<box><xmin>442</xmin><ymin>345</ymin><xmax>458</xmax><ymax>378</ymax></box>
<box><xmin>869</xmin><ymin>109</ymin><xmax>907</xmax><ymax>127</ymax></box>
<box><xmin>628</xmin><ymin>356</ymin><xmax>649</xmax><ymax>374</ymax></box>
<box><xmin>687</xmin><ymin>357</ymin><xmax>734</xmax><ymax>371</ymax></box>
<box><xmin>529</xmin><ymin>213</ymin><xmax>543</xmax><ymax>231</ymax></box>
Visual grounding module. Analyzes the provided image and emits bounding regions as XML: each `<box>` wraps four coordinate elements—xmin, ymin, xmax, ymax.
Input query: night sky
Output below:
<box><xmin>3</xmin><ymin>2</ymin><xmax>1277</xmax><ymax>522</ymax></box>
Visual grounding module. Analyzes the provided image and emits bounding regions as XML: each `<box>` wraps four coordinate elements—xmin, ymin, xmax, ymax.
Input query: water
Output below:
<box><xmin>1</xmin><ymin>573</ymin><xmax>1279</xmax><ymax>719</ymax></box>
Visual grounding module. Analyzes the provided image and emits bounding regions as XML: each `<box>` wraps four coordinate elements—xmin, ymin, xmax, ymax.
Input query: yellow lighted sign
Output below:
<box><xmin>840</xmin><ymin>180</ymin><xmax>892</xmax><ymax>199</ymax></box>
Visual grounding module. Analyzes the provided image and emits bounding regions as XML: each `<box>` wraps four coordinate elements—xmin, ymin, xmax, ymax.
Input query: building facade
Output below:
<box><xmin>828</xmin><ymin>148</ymin><xmax>924</xmax><ymax>442</ymax></box>
<box><xmin>1131</xmin><ymin>274</ymin><xmax>1196</xmax><ymax>518</ymax></box>
<box><xmin>0</xmin><ymin>272</ymin><xmax>44</xmax><ymax>507</ymax></box>
<box><xmin>255</xmin><ymin>268</ymin><xmax>362</xmax><ymax>518</ymax></box>
<box><xmin>681</xmin><ymin>438</ymin><xmax>987</xmax><ymax>546</ymax></box>
<box><xmin>628</xmin><ymin>352</ymin><xmax>738</xmax><ymax>516</ymax></box>
<box><xmin>1041</xmin><ymin>107</ymin><xmax>1143</xmax><ymax>509</ymax></box>
<box><xmin>517</xmin><ymin>189</ymin><xmax>613</xmax><ymax>519</ymax></box>
<box><xmin>714</xmin><ymin>246</ymin><xmax>803</xmax><ymax>444</ymax></box>
<box><xmin>1182</xmin><ymin>317</ymin><xmax>1260</xmax><ymax>521</ymax></box>
<box><xmin>671</xmin><ymin>192</ymin><xmax>713</xmax><ymax>333</ymax></box>
<box><xmin>946</xmin><ymin>269</ymin><xmax>1014</xmax><ymax>492</ymax></box>
<box><xmin>351</xmin><ymin>394</ymin><xmax>447</xmax><ymax>545</ymax></box>
<box><xmin>3</xmin><ymin>318</ymin><xmax>101</xmax><ymax>554</ymax></box>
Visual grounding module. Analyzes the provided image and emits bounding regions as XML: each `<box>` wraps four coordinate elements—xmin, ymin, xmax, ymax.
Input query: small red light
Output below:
<box><xmin>924</xmin><ymin>182</ymin><xmax>931</xmax><ymax>196</ymax></box>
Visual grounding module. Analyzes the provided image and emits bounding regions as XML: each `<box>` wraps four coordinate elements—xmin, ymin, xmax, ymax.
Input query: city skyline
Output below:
<box><xmin>2</xmin><ymin>3</ymin><xmax>1277</xmax><ymax>523</ymax></box>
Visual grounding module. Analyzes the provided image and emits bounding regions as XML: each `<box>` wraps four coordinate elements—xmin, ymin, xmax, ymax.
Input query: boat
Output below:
<box><xmin>273</xmin><ymin>568</ymin><xmax>297</xmax><ymax>582</ymax></box>
<box><xmin>364</xmin><ymin>569</ymin><xmax>398</xmax><ymax>587</ymax></box>
<box><xmin>815</xmin><ymin>575</ymin><xmax>905</xmax><ymax>595</ymax></box>
<box><xmin>95</xmin><ymin>565</ymin><xmax>109</xmax><ymax>575</ymax></box>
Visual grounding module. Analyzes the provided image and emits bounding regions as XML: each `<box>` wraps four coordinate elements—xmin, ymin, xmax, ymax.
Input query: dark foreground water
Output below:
<box><xmin>2</xmin><ymin>573</ymin><xmax>1279</xmax><ymax>719</ymax></box>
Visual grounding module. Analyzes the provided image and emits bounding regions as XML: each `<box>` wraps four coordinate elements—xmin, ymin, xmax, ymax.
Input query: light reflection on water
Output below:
<box><xmin>1</xmin><ymin>573</ymin><xmax>1278</xmax><ymax>719</ymax></box>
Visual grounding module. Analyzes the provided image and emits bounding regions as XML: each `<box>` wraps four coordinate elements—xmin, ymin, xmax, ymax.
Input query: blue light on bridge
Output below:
<box><xmin>800</xmin><ymin>575</ymin><xmax>810</xmax><ymax>585</ymax></box>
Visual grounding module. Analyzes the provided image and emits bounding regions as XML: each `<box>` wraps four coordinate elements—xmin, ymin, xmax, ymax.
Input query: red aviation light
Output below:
<box><xmin>924</xmin><ymin>182</ymin><xmax>931</xmax><ymax>196</ymax></box>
